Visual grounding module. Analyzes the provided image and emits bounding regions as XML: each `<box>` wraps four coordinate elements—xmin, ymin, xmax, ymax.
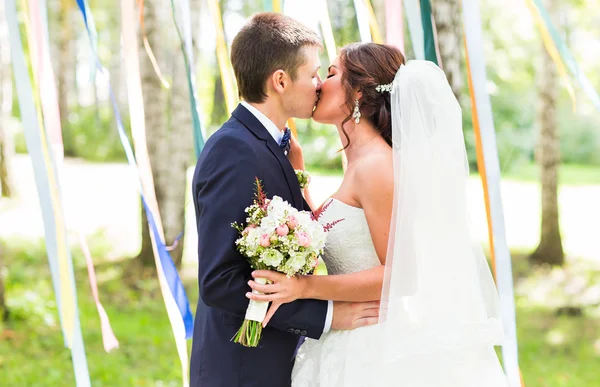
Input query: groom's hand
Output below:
<box><xmin>331</xmin><ymin>301</ymin><xmax>380</xmax><ymax>330</ymax></box>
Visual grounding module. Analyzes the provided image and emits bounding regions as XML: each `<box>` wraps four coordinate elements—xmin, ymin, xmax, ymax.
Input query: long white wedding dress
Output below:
<box><xmin>291</xmin><ymin>198</ymin><xmax>510</xmax><ymax>387</ymax></box>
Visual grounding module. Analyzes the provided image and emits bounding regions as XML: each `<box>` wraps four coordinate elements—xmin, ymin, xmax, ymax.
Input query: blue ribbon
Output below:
<box><xmin>75</xmin><ymin>0</ymin><xmax>194</xmax><ymax>338</ymax></box>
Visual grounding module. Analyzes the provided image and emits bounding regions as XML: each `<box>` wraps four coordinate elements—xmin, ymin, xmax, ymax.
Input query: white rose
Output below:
<box><xmin>260</xmin><ymin>213</ymin><xmax>280</xmax><ymax>230</ymax></box>
<box><xmin>260</xmin><ymin>249</ymin><xmax>284</xmax><ymax>267</ymax></box>
<box><xmin>286</xmin><ymin>250</ymin><xmax>310</xmax><ymax>273</ymax></box>
<box><xmin>245</xmin><ymin>228</ymin><xmax>262</xmax><ymax>247</ymax></box>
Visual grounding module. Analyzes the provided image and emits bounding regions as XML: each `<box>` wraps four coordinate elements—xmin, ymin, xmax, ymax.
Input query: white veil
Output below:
<box><xmin>378</xmin><ymin>60</ymin><xmax>504</xmax><ymax>367</ymax></box>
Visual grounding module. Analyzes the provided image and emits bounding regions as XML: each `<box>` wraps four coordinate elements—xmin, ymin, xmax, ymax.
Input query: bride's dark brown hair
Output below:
<box><xmin>339</xmin><ymin>43</ymin><xmax>405</xmax><ymax>148</ymax></box>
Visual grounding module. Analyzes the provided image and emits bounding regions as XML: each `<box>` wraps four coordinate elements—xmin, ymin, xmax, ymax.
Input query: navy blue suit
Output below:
<box><xmin>190</xmin><ymin>104</ymin><xmax>328</xmax><ymax>387</ymax></box>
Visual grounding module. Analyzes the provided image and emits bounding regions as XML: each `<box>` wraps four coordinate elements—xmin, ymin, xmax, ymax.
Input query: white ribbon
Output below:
<box><xmin>463</xmin><ymin>1</ymin><xmax>521</xmax><ymax>386</ymax></box>
<box><xmin>403</xmin><ymin>0</ymin><xmax>424</xmax><ymax>59</ymax></box>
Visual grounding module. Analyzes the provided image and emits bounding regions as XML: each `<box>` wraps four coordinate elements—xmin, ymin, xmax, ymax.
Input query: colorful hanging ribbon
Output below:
<box><xmin>462</xmin><ymin>1</ymin><xmax>522</xmax><ymax>386</ymax></box>
<box><xmin>363</xmin><ymin>0</ymin><xmax>383</xmax><ymax>43</ymax></box>
<box><xmin>419</xmin><ymin>0</ymin><xmax>438</xmax><ymax>64</ymax></box>
<box><xmin>167</xmin><ymin>0</ymin><xmax>205</xmax><ymax>157</ymax></box>
<box><xmin>403</xmin><ymin>0</ymin><xmax>424</xmax><ymax>59</ymax></box>
<box><xmin>28</xmin><ymin>0</ymin><xmax>119</xmax><ymax>353</ymax></box>
<box><xmin>209</xmin><ymin>0</ymin><xmax>237</xmax><ymax>114</ymax></box>
<box><xmin>385</xmin><ymin>0</ymin><xmax>404</xmax><ymax>51</ymax></box>
<box><xmin>27</xmin><ymin>0</ymin><xmax>63</xmax><ymax>161</ymax></box>
<box><xmin>272</xmin><ymin>0</ymin><xmax>282</xmax><ymax>12</ymax></box>
<box><xmin>6</xmin><ymin>0</ymin><xmax>91</xmax><ymax>384</ymax></box>
<box><xmin>79</xmin><ymin>233</ymin><xmax>119</xmax><ymax>352</ymax></box>
<box><xmin>120</xmin><ymin>0</ymin><xmax>191</xmax><ymax>384</ymax></box>
<box><xmin>75</xmin><ymin>0</ymin><xmax>194</xmax><ymax>384</ymax></box>
<box><xmin>318</xmin><ymin>0</ymin><xmax>337</xmax><ymax>63</ymax></box>
<box><xmin>526</xmin><ymin>0</ymin><xmax>599</xmax><ymax>112</ymax></box>
<box><xmin>524</xmin><ymin>0</ymin><xmax>575</xmax><ymax>110</ymax></box>
<box><xmin>137</xmin><ymin>0</ymin><xmax>170</xmax><ymax>88</ymax></box>
<box><xmin>353</xmin><ymin>0</ymin><xmax>372</xmax><ymax>42</ymax></box>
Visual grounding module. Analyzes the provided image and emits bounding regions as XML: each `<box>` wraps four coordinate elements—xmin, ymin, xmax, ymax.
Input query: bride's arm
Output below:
<box><xmin>247</xmin><ymin>155</ymin><xmax>394</xmax><ymax>303</ymax></box>
<box><xmin>287</xmin><ymin>134</ymin><xmax>319</xmax><ymax>210</ymax></box>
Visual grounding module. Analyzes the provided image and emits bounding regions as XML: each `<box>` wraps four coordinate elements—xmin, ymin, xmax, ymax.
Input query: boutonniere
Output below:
<box><xmin>295</xmin><ymin>170</ymin><xmax>311</xmax><ymax>189</ymax></box>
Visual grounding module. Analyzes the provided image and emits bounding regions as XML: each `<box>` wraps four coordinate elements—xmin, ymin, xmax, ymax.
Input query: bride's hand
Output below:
<box><xmin>246</xmin><ymin>270</ymin><xmax>308</xmax><ymax>327</ymax></box>
<box><xmin>287</xmin><ymin>134</ymin><xmax>305</xmax><ymax>171</ymax></box>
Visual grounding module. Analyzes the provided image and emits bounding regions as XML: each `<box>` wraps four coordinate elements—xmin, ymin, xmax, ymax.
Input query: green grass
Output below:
<box><xmin>1</xmin><ymin>240</ymin><xmax>599</xmax><ymax>386</ymax></box>
<box><xmin>0</xmin><ymin>239</ymin><xmax>188</xmax><ymax>386</ymax></box>
<box><xmin>498</xmin><ymin>163</ymin><xmax>600</xmax><ymax>186</ymax></box>
<box><xmin>310</xmin><ymin>162</ymin><xmax>600</xmax><ymax>186</ymax></box>
<box><xmin>516</xmin><ymin>307</ymin><xmax>600</xmax><ymax>387</ymax></box>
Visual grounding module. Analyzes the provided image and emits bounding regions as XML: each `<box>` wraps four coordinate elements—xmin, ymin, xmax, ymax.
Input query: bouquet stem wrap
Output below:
<box><xmin>233</xmin><ymin>277</ymin><xmax>269</xmax><ymax>347</ymax></box>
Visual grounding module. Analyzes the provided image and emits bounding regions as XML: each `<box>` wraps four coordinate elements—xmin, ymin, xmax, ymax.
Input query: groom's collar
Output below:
<box><xmin>233</xmin><ymin>103</ymin><xmax>287</xmax><ymax>146</ymax></box>
<box><xmin>239</xmin><ymin>101</ymin><xmax>284</xmax><ymax>145</ymax></box>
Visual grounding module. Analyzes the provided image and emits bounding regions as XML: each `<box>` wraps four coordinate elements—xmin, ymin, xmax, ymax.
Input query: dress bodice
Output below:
<box><xmin>316</xmin><ymin>198</ymin><xmax>381</xmax><ymax>275</ymax></box>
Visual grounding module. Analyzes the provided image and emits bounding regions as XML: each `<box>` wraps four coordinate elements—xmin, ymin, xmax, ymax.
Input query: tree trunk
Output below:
<box><xmin>0</xmin><ymin>0</ymin><xmax>14</xmax><ymax>198</ymax></box>
<box><xmin>137</xmin><ymin>0</ymin><xmax>169</xmax><ymax>269</ymax></box>
<box><xmin>431</xmin><ymin>0</ymin><xmax>463</xmax><ymax>101</ymax></box>
<box><xmin>529</xmin><ymin>0</ymin><xmax>564</xmax><ymax>266</ymax></box>
<box><xmin>110</xmin><ymin>3</ymin><xmax>127</xmax><ymax>119</ymax></box>
<box><xmin>137</xmin><ymin>0</ymin><xmax>196</xmax><ymax>269</ymax></box>
<box><xmin>0</xmin><ymin>242</ymin><xmax>7</xmax><ymax>320</ymax></box>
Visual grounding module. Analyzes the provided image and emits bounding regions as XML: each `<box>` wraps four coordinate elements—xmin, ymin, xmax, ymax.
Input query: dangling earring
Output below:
<box><xmin>353</xmin><ymin>99</ymin><xmax>361</xmax><ymax>124</ymax></box>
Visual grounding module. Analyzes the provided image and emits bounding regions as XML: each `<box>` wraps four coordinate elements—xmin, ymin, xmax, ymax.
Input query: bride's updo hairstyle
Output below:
<box><xmin>339</xmin><ymin>43</ymin><xmax>405</xmax><ymax>148</ymax></box>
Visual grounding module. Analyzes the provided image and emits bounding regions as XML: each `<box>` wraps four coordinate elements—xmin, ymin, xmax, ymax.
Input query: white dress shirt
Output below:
<box><xmin>240</xmin><ymin>101</ymin><xmax>333</xmax><ymax>334</ymax></box>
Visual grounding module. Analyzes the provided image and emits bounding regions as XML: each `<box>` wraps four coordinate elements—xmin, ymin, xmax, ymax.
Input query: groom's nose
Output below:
<box><xmin>316</xmin><ymin>74</ymin><xmax>323</xmax><ymax>90</ymax></box>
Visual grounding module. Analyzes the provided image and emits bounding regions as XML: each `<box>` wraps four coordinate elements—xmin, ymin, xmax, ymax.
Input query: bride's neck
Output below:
<box><xmin>337</xmin><ymin>121</ymin><xmax>380</xmax><ymax>165</ymax></box>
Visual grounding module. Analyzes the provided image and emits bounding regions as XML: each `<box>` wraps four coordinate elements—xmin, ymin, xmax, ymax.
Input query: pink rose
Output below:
<box><xmin>276</xmin><ymin>224</ymin><xmax>289</xmax><ymax>236</ymax></box>
<box><xmin>260</xmin><ymin>234</ymin><xmax>271</xmax><ymax>247</ymax></box>
<box><xmin>296</xmin><ymin>232</ymin><xmax>311</xmax><ymax>247</ymax></box>
<box><xmin>287</xmin><ymin>216</ymin><xmax>299</xmax><ymax>230</ymax></box>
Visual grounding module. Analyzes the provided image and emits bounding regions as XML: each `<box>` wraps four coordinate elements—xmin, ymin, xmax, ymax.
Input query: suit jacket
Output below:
<box><xmin>190</xmin><ymin>104</ymin><xmax>328</xmax><ymax>387</ymax></box>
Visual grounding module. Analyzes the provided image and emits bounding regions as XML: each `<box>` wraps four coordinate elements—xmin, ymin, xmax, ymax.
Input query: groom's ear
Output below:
<box><xmin>270</xmin><ymin>69</ymin><xmax>288</xmax><ymax>95</ymax></box>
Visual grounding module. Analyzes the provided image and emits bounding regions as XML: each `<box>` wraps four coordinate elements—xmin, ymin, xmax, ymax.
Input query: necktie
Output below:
<box><xmin>280</xmin><ymin>128</ymin><xmax>291</xmax><ymax>155</ymax></box>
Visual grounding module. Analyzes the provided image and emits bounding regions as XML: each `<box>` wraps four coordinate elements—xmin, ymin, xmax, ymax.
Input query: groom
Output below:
<box><xmin>190</xmin><ymin>12</ymin><xmax>378</xmax><ymax>387</ymax></box>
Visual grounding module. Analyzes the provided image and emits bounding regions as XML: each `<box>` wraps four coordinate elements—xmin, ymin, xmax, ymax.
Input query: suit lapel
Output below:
<box><xmin>231</xmin><ymin>104</ymin><xmax>303</xmax><ymax>209</ymax></box>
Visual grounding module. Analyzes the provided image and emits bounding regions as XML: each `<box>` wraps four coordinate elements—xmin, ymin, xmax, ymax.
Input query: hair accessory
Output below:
<box><xmin>375</xmin><ymin>82</ymin><xmax>394</xmax><ymax>93</ymax></box>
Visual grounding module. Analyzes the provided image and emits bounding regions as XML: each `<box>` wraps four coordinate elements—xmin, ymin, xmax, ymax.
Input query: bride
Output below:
<box><xmin>245</xmin><ymin>43</ymin><xmax>510</xmax><ymax>387</ymax></box>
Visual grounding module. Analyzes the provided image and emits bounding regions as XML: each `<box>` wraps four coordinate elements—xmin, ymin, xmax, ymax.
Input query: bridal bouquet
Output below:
<box><xmin>231</xmin><ymin>178</ymin><xmax>327</xmax><ymax>347</ymax></box>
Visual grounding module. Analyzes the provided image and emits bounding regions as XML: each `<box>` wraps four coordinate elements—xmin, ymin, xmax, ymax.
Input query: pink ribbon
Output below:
<box><xmin>79</xmin><ymin>232</ymin><xmax>119</xmax><ymax>352</ymax></box>
<box><xmin>385</xmin><ymin>0</ymin><xmax>404</xmax><ymax>51</ymax></box>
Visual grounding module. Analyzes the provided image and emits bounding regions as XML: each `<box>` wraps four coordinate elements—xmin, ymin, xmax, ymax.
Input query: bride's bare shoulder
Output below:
<box><xmin>353</xmin><ymin>148</ymin><xmax>393</xmax><ymax>179</ymax></box>
<box><xmin>352</xmin><ymin>148</ymin><xmax>394</xmax><ymax>198</ymax></box>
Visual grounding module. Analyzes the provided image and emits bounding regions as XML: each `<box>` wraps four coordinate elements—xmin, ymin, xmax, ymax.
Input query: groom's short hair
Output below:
<box><xmin>231</xmin><ymin>12</ymin><xmax>322</xmax><ymax>103</ymax></box>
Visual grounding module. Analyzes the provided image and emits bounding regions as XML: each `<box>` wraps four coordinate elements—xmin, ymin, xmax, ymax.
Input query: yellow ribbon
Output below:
<box><xmin>209</xmin><ymin>0</ymin><xmax>237</xmax><ymax>113</ymax></box>
<box><xmin>364</xmin><ymin>0</ymin><xmax>383</xmax><ymax>43</ymax></box>
<box><xmin>524</xmin><ymin>0</ymin><xmax>576</xmax><ymax>111</ymax></box>
<box><xmin>272</xmin><ymin>0</ymin><xmax>281</xmax><ymax>13</ymax></box>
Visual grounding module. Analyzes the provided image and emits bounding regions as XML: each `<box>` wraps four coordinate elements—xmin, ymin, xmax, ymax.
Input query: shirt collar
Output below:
<box><xmin>240</xmin><ymin>101</ymin><xmax>284</xmax><ymax>145</ymax></box>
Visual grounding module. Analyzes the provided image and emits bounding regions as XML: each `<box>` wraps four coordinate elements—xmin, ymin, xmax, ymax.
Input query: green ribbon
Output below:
<box><xmin>420</xmin><ymin>0</ymin><xmax>438</xmax><ymax>65</ymax></box>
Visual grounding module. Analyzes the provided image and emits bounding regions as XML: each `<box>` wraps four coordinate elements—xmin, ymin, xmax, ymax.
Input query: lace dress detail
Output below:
<box><xmin>291</xmin><ymin>199</ymin><xmax>510</xmax><ymax>387</ymax></box>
